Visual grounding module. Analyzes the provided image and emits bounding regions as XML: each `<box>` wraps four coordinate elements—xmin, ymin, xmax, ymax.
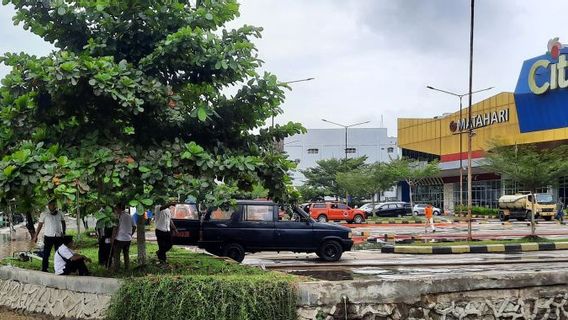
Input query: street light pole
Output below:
<box><xmin>426</xmin><ymin>85</ymin><xmax>493</xmax><ymax>213</ymax></box>
<box><xmin>466</xmin><ymin>0</ymin><xmax>476</xmax><ymax>241</ymax></box>
<box><xmin>321</xmin><ymin>119</ymin><xmax>371</xmax><ymax>204</ymax></box>
<box><xmin>271</xmin><ymin>77</ymin><xmax>315</xmax><ymax>128</ymax></box>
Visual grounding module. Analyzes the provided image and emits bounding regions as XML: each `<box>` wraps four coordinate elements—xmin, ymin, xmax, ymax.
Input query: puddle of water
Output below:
<box><xmin>0</xmin><ymin>227</ymin><xmax>36</xmax><ymax>260</ymax></box>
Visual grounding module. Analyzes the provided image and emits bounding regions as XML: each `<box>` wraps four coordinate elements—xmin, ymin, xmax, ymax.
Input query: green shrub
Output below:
<box><xmin>455</xmin><ymin>205</ymin><xmax>498</xmax><ymax>216</ymax></box>
<box><xmin>107</xmin><ymin>274</ymin><xmax>297</xmax><ymax>320</ymax></box>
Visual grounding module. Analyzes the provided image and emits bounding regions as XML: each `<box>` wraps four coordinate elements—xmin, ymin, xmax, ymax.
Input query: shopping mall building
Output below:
<box><xmin>397</xmin><ymin>40</ymin><xmax>568</xmax><ymax>213</ymax></box>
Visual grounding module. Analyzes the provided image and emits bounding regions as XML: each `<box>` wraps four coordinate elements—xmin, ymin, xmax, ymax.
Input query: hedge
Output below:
<box><xmin>106</xmin><ymin>274</ymin><xmax>297</xmax><ymax>320</ymax></box>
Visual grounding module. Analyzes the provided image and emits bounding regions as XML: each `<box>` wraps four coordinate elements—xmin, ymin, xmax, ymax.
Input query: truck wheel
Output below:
<box><xmin>223</xmin><ymin>243</ymin><xmax>245</xmax><ymax>263</ymax></box>
<box><xmin>525</xmin><ymin>211</ymin><xmax>533</xmax><ymax>221</ymax></box>
<box><xmin>317</xmin><ymin>240</ymin><xmax>343</xmax><ymax>262</ymax></box>
<box><xmin>353</xmin><ymin>214</ymin><xmax>364</xmax><ymax>224</ymax></box>
<box><xmin>499</xmin><ymin>212</ymin><xmax>508</xmax><ymax>221</ymax></box>
<box><xmin>544</xmin><ymin>216</ymin><xmax>552</xmax><ymax>221</ymax></box>
<box><xmin>317</xmin><ymin>214</ymin><xmax>328</xmax><ymax>222</ymax></box>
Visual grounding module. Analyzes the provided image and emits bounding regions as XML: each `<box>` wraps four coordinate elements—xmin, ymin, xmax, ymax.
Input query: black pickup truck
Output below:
<box><xmin>171</xmin><ymin>200</ymin><xmax>353</xmax><ymax>262</ymax></box>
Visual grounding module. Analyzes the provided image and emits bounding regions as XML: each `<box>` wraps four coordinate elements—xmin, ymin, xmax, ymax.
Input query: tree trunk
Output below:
<box><xmin>408</xmin><ymin>181</ymin><xmax>415</xmax><ymax>215</ymax></box>
<box><xmin>531</xmin><ymin>189</ymin><xmax>536</xmax><ymax>237</ymax></box>
<box><xmin>7</xmin><ymin>201</ymin><xmax>13</xmax><ymax>241</ymax></box>
<box><xmin>25</xmin><ymin>211</ymin><xmax>35</xmax><ymax>239</ymax></box>
<box><xmin>136</xmin><ymin>210</ymin><xmax>146</xmax><ymax>266</ymax></box>
<box><xmin>371</xmin><ymin>192</ymin><xmax>376</xmax><ymax>217</ymax></box>
<box><xmin>76</xmin><ymin>188</ymin><xmax>81</xmax><ymax>241</ymax></box>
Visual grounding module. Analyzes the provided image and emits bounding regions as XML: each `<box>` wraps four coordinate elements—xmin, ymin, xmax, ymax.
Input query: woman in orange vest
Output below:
<box><xmin>424</xmin><ymin>204</ymin><xmax>436</xmax><ymax>233</ymax></box>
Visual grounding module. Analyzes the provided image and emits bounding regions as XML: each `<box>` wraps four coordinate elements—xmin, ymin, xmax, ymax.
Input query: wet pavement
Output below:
<box><xmin>0</xmin><ymin>225</ymin><xmax>36</xmax><ymax>261</ymax></box>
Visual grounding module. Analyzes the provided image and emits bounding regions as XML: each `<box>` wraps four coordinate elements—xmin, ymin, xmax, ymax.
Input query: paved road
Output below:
<box><xmin>351</xmin><ymin>219</ymin><xmax>568</xmax><ymax>240</ymax></box>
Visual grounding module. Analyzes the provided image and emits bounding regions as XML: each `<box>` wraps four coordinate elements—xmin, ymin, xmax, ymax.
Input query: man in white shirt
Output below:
<box><xmin>55</xmin><ymin>236</ymin><xmax>91</xmax><ymax>276</ymax></box>
<box><xmin>111</xmin><ymin>203</ymin><xmax>136</xmax><ymax>271</ymax></box>
<box><xmin>32</xmin><ymin>199</ymin><xmax>66</xmax><ymax>272</ymax></box>
<box><xmin>155</xmin><ymin>202</ymin><xmax>178</xmax><ymax>263</ymax></box>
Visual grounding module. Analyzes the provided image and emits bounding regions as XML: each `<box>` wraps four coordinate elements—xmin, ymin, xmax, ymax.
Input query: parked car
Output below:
<box><xmin>375</xmin><ymin>202</ymin><xmax>412</xmax><ymax>217</ymax></box>
<box><xmin>309</xmin><ymin>202</ymin><xmax>366</xmax><ymax>224</ymax></box>
<box><xmin>413</xmin><ymin>204</ymin><xmax>441</xmax><ymax>216</ymax></box>
<box><xmin>359</xmin><ymin>203</ymin><xmax>374</xmax><ymax>215</ymax></box>
<box><xmin>172</xmin><ymin>200</ymin><xmax>353</xmax><ymax>262</ymax></box>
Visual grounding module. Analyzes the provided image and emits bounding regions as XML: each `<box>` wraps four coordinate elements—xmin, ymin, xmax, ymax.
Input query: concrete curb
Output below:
<box><xmin>381</xmin><ymin>242</ymin><xmax>568</xmax><ymax>254</ymax></box>
<box><xmin>0</xmin><ymin>265</ymin><xmax>122</xmax><ymax>295</ymax></box>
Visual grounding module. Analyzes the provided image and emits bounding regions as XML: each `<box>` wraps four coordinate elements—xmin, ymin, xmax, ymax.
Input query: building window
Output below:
<box><xmin>387</xmin><ymin>147</ymin><xmax>394</xmax><ymax>153</ymax></box>
<box><xmin>345</xmin><ymin>148</ymin><xmax>356</xmax><ymax>154</ymax></box>
<box><xmin>307</xmin><ymin>148</ymin><xmax>319</xmax><ymax>154</ymax></box>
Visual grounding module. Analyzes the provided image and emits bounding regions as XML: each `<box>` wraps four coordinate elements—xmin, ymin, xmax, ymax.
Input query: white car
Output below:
<box><xmin>359</xmin><ymin>203</ymin><xmax>374</xmax><ymax>214</ymax></box>
<box><xmin>413</xmin><ymin>204</ymin><xmax>441</xmax><ymax>216</ymax></box>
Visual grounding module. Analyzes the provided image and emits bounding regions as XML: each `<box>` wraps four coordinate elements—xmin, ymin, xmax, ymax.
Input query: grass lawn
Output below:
<box><xmin>1</xmin><ymin>229</ymin><xmax>272</xmax><ymax>278</ymax></box>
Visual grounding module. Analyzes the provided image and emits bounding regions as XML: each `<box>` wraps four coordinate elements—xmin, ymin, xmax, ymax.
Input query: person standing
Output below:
<box><xmin>424</xmin><ymin>204</ymin><xmax>436</xmax><ymax>233</ymax></box>
<box><xmin>32</xmin><ymin>199</ymin><xmax>66</xmax><ymax>272</ymax></box>
<box><xmin>111</xmin><ymin>204</ymin><xmax>136</xmax><ymax>271</ymax></box>
<box><xmin>55</xmin><ymin>235</ymin><xmax>91</xmax><ymax>276</ymax></box>
<box><xmin>556</xmin><ymin>199</ymin><xmax>565</xmax><ymax>224</ymax></box>
<box><xmin>155</xmin><ymin>202</ymin><xmax>178</xmax><ymax>263</ymax></box>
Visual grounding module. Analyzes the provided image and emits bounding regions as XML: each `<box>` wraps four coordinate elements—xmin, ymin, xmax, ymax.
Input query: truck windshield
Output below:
<box><xmin>536</xmin><ymin>194</ymin><xmax>554</xmax><ymax>204</ymax></box>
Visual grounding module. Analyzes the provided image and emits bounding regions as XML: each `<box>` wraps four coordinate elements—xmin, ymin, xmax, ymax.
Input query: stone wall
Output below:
<box><xmin>2</xmin><ymin>265</ymin><xmax>568</xmax><ymax>320</ymax></box>
<box><xmin>0</xmin><ymin>266</ymin><xmax>121</xmax><ymax>319</ymax></box>
<box><xmin>297</xmin><ymin>270</ymin><xmax>568</xmax><ymax>320</ymax></box>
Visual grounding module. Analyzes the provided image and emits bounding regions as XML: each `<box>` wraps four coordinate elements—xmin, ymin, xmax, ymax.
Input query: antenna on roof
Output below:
<box><xmin>380</xmin><ymin>115</ymin><xmax>384</xmax><ymax>128</ymax></box>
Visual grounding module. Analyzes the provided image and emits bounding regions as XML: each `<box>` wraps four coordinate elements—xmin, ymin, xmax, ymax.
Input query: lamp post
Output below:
<box><xmin>466</xmin><ymin>0</ymin><xmax>476</xmax><ymax>241</ymax></box>
<box><xmin>321</xmin><ymin>119</ymin><xmax>371</xmax><ymax>204</ymax></box>
<box><xmin>271</xmin><ymin>77</ymin><xmax>315</xmax><ymax>128</ymax></box>
<box><xmin>426</xmin><ymin>85</ymin><xmax>493</xmax><ymax>212</ymax></box>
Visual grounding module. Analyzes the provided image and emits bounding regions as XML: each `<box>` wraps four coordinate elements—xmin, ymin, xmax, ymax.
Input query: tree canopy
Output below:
<box><xmin>0</xmin><ymin>0</ymin><xmax>304</xmax><ymax>218</ymax></box>
<box><xmin>485</xmin><ymin>143</ymin><xmax>568</xmax><ymax>193</ymax></box>
<box><xmin>301</xmin><ymin>156</ymin><xmax>367</xmax><ymax>199</ymax></box>
<box><xmin>389</xmin><ymin>158</ymin><xmax>440</xmax><ymax>207</ymax></box>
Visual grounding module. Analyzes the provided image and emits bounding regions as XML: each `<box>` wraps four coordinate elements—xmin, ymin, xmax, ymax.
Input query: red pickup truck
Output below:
<box><xmin>309</xmin><ymin>202</ymin><xmax>366</xmax><ymax>224</ymax></box>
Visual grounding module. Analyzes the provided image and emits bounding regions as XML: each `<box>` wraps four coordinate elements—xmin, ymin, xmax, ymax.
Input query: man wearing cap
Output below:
<box><xmin>54</xmin><ymin>235</ymin><xmax>91</xmax><ymax>276</ymax></box>
<box><xmin>32</xmin><ymin>199</ymin><xmax>66</xmax><ymax>272</ymax></box>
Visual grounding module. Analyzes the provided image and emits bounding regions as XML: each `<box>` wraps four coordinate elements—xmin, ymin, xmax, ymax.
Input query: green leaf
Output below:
<box><xmin>3</xmin><ymin>165</ymin><xmax>16</xmax><ymax>177</ymax></box>
<box><xmin>129</xmin><ymin>200</ymin><xmax>140</xmax><ymax>207</ymax></box>
<box><xmin>197</xmin><ymin>107</ymin><xmax>207</xmax><ymax>121</ymax></box>
<box><xmin>140</xmin><ymin>198</ymin><xmax>153</xmax><ymax>206</ymax></box>
<box><xmin>60</xmin><ymin>61</ymin><xmax>76</xmax><ymax>72</ymax></box>
<box><xmin>139</xmin><ymin>166</ymin><xmax>151</xmax><ymax>173</ymax></box>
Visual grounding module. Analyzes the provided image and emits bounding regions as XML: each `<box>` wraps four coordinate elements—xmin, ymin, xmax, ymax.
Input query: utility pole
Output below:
<box><xmin>466</xmin><ymin>0</ymin><xmax>475</xmax><ymax>241</ymax></box>
<box><xmin>321</xmin><ymin>119</ymin><xmax>370</xmax><ymax>204</ymax></box>
<box><xmin>426</xmin><ymin>85</ymin><xmax>493</xmax><ymax>214</ymax></box>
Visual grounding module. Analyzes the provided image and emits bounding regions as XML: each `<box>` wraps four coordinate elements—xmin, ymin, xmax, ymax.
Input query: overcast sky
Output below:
<box><xmin>1</xmin><ymin>1</ymin><xmax>567</xmax><ymax>135</ymax></box>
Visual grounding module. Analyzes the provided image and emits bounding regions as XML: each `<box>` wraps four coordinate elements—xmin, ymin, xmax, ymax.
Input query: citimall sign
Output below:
<box><xmin>514</xmin><ymin>38</ymin><xmax>568</xmax><ymax>133</ymax></box>
<box><xmin>449</xmin><ymin>109</ymin><xmax>509</xmax><ymax>133</ymax></box>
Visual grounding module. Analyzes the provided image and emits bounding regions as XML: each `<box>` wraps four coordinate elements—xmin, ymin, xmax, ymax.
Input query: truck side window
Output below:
<box><xmin>172</xmin><ymin>204</ymin><xmax>199</xmax><ymax>220</ymax></box>
<box><xmin>210</xmin><ymin>208</ymin><xmax>234</xmax><ymax>220</ymax></box>
<box><xmin>244</xmin><ymin>205</ymin><xmax>274</xmax><ymax>221</ymax></box>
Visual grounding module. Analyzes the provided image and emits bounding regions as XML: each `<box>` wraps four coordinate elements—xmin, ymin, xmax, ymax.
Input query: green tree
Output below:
<box><xmin>485</xmin><ymin>143</ymin><xmax>568</xmax><ymax>236</ymax></box>
<box><xmin>336</xmin><ymin>162</ymin><xmax>399</xmax><ymax>215</ymax></box>
<box><xmin>301</xmin><ymin>156</ymin><xmax>367</xmax><ymax>200</ymax></box>
<box><xmin>0</xmin><ymin>0</ymin><xmax>303</xmax><ymax>264</ymax></box>
<box><xmin>390</xmin><ymin>158</ymin><xmax>440</xmax><ymax>210</ymax></box>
